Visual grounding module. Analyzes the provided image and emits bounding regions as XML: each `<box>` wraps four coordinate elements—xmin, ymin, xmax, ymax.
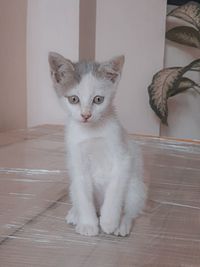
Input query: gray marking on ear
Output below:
<box><xmin>48</xmin><ymin>52</ymin><xmax>77</xmax><ymax>96</ymax></box>
<box><xmin>97</xmin><ymin>55</ymin><xmax>125</xmax><ymax>83</ymax></box>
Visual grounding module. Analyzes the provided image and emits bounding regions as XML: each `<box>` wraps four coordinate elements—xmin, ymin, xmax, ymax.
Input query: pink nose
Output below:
<box><xmin>81</xmin><ymin>113</ymin><xmax>92</xmax><ymax>120</ymax></box>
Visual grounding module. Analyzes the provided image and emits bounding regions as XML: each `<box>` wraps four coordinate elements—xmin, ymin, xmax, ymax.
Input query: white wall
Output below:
<box><xmin>27</xmin><ymin>0</ymin><xmax>79</xmax><ymax>127</ymax></box>
<box><xmin>96</xmin><ymin>0</ymin><xmax>167</xmax><ymax>135</ymax></box>
<box><xmin>161</xmin><ymin>5</ymin><xmax>200</xmax><ymax>140</ymax></box>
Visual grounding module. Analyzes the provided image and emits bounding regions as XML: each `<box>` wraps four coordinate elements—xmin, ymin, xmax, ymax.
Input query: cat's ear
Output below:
<box><xmin>98</xmin><ymin>55</ymin><xmax>125</xmax><ymax>84</ymax></box>
<box><xmin>48</xmin><ymin>52</ymin><xmax>76</xmax><ymax>94</ymax></box>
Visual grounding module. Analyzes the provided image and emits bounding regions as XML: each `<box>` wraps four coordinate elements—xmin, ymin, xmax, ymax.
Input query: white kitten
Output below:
<box><xmin>49</xmin><ymin>52</ymin><xmax>147</xmax><ymax>236</ymax></box>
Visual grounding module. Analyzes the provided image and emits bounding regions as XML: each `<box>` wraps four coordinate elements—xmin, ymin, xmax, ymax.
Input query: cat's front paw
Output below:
<box><xmin>100</xmin><ymin>216</ymin><xmax>119</xmax><ymax>234</ymax></box>
<box><xmin>65</xmin><ymin>208</ymin><xmax>78</xmax><ymax>226</ymax></box>
<box><xmin>75</xmin><ymin>223</ymin><xmax>99</xmax><ymax>236</ymax></box>
<box><xmin>114</xmin><ymin>219</ymin><xmax>132</xmax><ymax>237</ymax></box>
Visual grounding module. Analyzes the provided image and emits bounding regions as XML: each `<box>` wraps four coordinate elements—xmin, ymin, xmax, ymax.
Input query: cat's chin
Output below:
<box><xmin>71</xmin><ymin>117</ymin><xmax>94</xmax><ymax>124</ymax></box>
<box><xmin>79</xmin><ymin>118</ymin><xmax>100</xmax><ymax>125</ymax></box>
<box><xmin>80</xmin><ymin>119</ymin><xmax>92</xmax><ymax>124</ymax></box>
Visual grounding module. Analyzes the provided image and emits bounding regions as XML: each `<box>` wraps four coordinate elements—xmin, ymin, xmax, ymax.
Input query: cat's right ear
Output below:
<box><xmin>48</xmin><ymin>52</ymin><xmax>75</xmax><ymax>95</ymax></box>
<box><xmin>98</xmin><ymin>55</ymin><xmax>125</xmax><ymax>84</ymax></box>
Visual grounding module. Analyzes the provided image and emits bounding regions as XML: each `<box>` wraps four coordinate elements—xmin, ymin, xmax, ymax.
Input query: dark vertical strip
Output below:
<box><xmin>167</xmin><ymin>0</ymin><xmax>200</xmax><ymax>5</ymax></box>
<box><xmin>79</xmin><ymin>0</ymin><xmax>96</xmax><ymax>61</ymax></box>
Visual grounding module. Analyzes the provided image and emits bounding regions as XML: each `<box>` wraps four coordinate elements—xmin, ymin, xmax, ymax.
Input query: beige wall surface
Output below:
<box><xmin>27</xmin><ymin>0</ymin><xmax>79</xmax><ymax>127</ymax></box>
<box><xmin>96</xmin><ymin>0</ymin><xmax>167</xmax><ymax>135</ymax></box>
<box><xmin>0</xmin><ymin>0</ymin><xmax>27</xmax><ymax>132</ymax></box>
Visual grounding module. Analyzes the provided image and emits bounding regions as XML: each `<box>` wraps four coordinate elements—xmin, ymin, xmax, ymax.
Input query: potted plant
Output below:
<box><xmin>148</xmin><ymin>1</ymin><xmax>200</xmax><ymax>125</ymax></box>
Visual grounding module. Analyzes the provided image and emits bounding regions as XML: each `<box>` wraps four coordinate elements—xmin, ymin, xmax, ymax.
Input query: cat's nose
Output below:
<box><xmin>81</xmin><ymin>112</ymin><xmax>92</xmax><ymax>120</ymax></box>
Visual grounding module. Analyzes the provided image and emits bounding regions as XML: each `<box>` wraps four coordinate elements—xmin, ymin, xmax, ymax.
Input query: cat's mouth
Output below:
<box><xmin>81</xmin><ymin>118</ymin><xmax>91</xmax><ymax>123</ymax></box>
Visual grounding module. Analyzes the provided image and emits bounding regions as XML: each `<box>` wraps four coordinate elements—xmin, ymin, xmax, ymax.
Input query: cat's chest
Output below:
<box><xmin>66</xmin><ymin>123</ymin><xmax>118</xmax><ymax>183</ymax></box>
<box><xmin>79</xmin><ymin>137</ymin><xmax>113</xmax><ymax>187</ymax></box>
<box><xmin>65</xmin><ymin>119</ymin><xmax>126</xmax><ymax>172</ymax></box>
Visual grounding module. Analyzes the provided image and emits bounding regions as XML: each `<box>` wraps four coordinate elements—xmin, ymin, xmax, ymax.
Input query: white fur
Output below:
<box><xmin>61</xmin><ymin>73</ymin><xmax>147</xmax><ymax>236</ymax></box>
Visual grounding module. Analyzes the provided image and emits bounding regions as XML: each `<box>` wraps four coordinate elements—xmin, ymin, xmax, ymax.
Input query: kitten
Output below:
<box><xmin>48</xmin><ymin>52</ymin><xmax>147</xmax><ymax>236</ymax></box>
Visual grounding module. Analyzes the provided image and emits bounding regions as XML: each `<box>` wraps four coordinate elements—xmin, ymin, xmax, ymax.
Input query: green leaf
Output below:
<box><xmin>148</xmin><ymin>67</ymin><xmax>184</xmax><ymax>124</ymax></box>
<box><xmin>168</xmin><ymin>1</ymin><xmax>200</xmax><ymax>31</ymax></box>
<box><xmin>167</xmin><ymin>77</ymin><xmax>199</xmax><ymax>97</ymax></box>
<box><xmin>166</xmin><ymin>26</ymin><xmax>200</xmax><ymax>48</ymax></box>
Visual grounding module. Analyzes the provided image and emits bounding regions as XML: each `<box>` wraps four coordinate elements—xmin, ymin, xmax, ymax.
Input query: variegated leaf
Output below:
<box><xmin>148</xmin><ymin>67</ymin><xmax>184</xmax><ymax>124</ymax></box>
<box><xmin>166</xmin><ymin>26</ymin><xmax>200</xmax><ymax>48</ymax></box>
<box><xmin>186</xmin><ymin>58</ymin><xmax>200</xmax><ymax>71</ymax></box>
<box><xmin>168</xmin><ymin>77</ymin><xmax>199</xmax><ymax>97</ymax></box>
<box><xmin>148</xmin><ymin>58</ymin><xmax>200</xmax><ymax>124</ymax></box>
<box><xmin>168</xmin><ymin>1</ymin><xmax>200</xmax><ymax>31</ymax></box>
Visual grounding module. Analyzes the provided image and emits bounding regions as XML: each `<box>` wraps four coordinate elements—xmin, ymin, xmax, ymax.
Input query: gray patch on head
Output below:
<box><xmin>74</xmin><ymin>61</ymin><xmax>100</xmax><ymax>81</ymax></box>
<box><xmin>49</xmin><ymin>52</ymin><xmax>124</xmax><ymax>97</ymax></box>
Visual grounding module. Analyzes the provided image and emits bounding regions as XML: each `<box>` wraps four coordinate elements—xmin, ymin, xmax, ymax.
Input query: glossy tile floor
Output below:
<box><xmin>0</xmin><ymin>125</ymin><xmax>200</xmax><ymax>267</ymax></box>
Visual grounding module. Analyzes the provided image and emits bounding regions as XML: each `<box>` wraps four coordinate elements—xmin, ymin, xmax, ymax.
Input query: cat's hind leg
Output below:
<box><xmin>114</xmin><ymin>178</ymin><xmax>147</xmax><ymax>236</ymax></box>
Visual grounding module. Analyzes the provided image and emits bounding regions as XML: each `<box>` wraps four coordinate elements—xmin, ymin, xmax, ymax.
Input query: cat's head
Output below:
<box><xmin>48</xmin><ymin>52</ymin><xmax>124</xmax><ymax>124</ymax></box>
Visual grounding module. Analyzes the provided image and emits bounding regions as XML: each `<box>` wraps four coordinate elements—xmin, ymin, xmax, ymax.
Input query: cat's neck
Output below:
<box><xmin>65</xmin><ymin>105</ymin><xmax>124</xmax><ymax>146</ymax></box>
<box><xmin>65</xmin><ymin>105</ymin><xmax>127</xmax><ymax>149</ymax></box>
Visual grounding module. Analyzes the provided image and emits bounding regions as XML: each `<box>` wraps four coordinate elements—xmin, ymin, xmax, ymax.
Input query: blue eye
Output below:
<box><xmin>68</xmin><ymin>95</ymin><xmax>79</xmax><ymax>104</ymax></box>
<box><xmin>93</xmin><ymin>96</ymin><xmax>104</xmax><ymax>104</ymax></box>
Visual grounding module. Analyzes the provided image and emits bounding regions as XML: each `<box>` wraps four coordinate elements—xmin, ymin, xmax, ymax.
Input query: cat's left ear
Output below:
<box><xmin>48</xmin><ymin>52</ymin><xmax>76</xmax><ymax>86</ymax></box>
<box><xmin>98</xmin><ymin>55</ymin><xmax>125</xmax><ymax>84</ymax></box>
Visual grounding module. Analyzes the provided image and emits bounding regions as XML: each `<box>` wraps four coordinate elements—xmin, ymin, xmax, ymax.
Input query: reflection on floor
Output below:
<box><xmin>0</xmin><ymin>125</ymin><xmax>200</xmax><ymax>267</ymax></box>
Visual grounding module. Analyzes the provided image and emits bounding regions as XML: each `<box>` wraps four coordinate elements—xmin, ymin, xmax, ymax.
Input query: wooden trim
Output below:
<box><xmin>0</xmin><ymin>0</ymin><xmax>27</xmax><ymax>131</ymax></box>
<box><xmin>79</xmin><ymin>0</ymin><xmax>96</xmax><ymax>61</ymax></box>
<box><xmin>129</xmin><ymin>133</ymin><xmax>200</xmax><ymax>145</ymax></box>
